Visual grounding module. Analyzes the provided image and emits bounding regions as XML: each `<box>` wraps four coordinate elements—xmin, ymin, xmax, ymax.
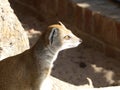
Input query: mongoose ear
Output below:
<box><xmin>58</xmin><ymin>21</ymin><xmax>66</xmax><ymax>29</ymax></box>
<box><xmin>49</xmin><ymin>28</ymin><xmax>58</xmax><ymax>45</ymax></box>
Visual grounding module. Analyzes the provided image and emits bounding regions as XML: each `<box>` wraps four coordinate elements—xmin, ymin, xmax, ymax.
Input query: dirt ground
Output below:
<box><xmin>10</xmin><ymin>2</ymin><xmax>120</xmax><ymax>88</ymax></box>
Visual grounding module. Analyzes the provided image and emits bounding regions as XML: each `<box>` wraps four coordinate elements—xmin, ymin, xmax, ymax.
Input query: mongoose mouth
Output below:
<box><xmin>68</xmin><ymin>43</ymin><xmax>80</xmax><ymax>48</ymax></box>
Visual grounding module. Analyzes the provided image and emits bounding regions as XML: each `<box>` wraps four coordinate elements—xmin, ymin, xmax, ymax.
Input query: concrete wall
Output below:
<box><xmin>12</xmin><ymin>0</ymin><xmax>120</xmax><ymax>59</ymax></box>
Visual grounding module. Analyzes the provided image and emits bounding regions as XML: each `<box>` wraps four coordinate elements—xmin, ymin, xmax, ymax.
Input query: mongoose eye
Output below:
<box><xmin>64</xmin><ymin>35</ymin><xmax>71</xmax><ymax>40</ymax></box>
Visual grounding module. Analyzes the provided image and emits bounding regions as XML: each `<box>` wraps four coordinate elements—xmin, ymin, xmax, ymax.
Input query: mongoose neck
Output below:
<box><xmin>32</xmin><ymin>37</ymin><xmax>59</xmax><ymax>67</ymax></box>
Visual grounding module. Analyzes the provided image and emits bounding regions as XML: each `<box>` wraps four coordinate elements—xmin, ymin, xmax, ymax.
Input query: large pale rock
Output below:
<box><xmin>50</xmin><ymin>76</ymin><xmax>92</xmax><ymax>90</ymax></box>
<box><xmin>50</xmin><ymin>76</ymin><xmax>120</xmax><ymax>90</ymax></box>
<box><xmin>0</xmin><ymin>0</ymin><xmax>29</xmax><ymax>60</ymax></box>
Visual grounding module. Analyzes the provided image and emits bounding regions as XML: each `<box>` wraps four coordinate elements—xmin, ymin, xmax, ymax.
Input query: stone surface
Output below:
<box><xmin>0</xmin><ymin>0</ymin><xmax>29</xmax><ymax>60</ymax></box>
<box><xmin>93</xmin><ymin>13</ymin><xmax>104</xmax><ymax>39</ymax></box>
<box><xmin>116</xmin><ymin>21</ymin><xmax>120</xmax><ymax>48</ymax></box>
<box><xmin>33</xmin><ymin>0</ymin><xmax>48</xmax><ymax>17</ymax></box>
<box><xmin>50</xmin><ymin>76</ymin><xmax>93</xmax><ymax>90</ymax></box>
<box><xmin>51</xmin><ymin>76</ymin><xmax>120</xmax><ymax>90</ymax></box>
<box><xmin>47</xmin><ymin>0</ymin><xmax>58</xmax><ymax>17</ymax></box>
<box><xmin>66</xmin><ymin>1</ymin><xmax>75</xmax><ymax>23</ymax></box>
<box><xmin>102</xmin><ymin>17</ymin><xmax>117</xmax><ymax>46</ymax></box>
<box><xmin>75</xmin><ymin>4</ymin><xmax>84</xmax><ymax>31</ymax></box>
<box><xmin>84</xmin><ymin>8</ymin><xmax>93</xmax><ymax>34</ymax></box>
<box><xmin>57</xmin><ymin>0</ymin><xmax>68</xmax><ymax>20</ymax></box>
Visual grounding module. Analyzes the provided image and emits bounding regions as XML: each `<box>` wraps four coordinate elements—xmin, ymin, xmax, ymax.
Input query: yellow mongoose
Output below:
<box><xmin>0</xmin><ymin>22</ymin><xmax>82</xmax><ymax>90</ymax></box>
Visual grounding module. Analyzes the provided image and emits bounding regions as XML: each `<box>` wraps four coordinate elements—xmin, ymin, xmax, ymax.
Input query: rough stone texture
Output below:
<box><xmin>105</xmin><ymin>45</ymin><xmax>120</xmax><ymax>59</ymax></box>
<box><xmin>116</xmin><ymin>21</ymin><xmax>120</xmax><ymax>48</ymax></box>
<box><xmin>66</xmin><ymin>1</ymin><xmax>76</xmax><ymax>23</ymax></box>
<box><xmin>0</xmin><ymin>0</ymin><xmax>29</xmax><ymax>60</ymax></box>
<box><xmin>50</xmin><ymin>76</ymin><xmax>120</xmax><ymax>90</ymax></box>
<box><xmin>75</xmin><ymin>4</ymin><xmax>84</xmax><ymax>31</ymax></box>
<box><xmin>102</xmin><ymin>17</ymin><xmax>117</xmax><ymax>46</ymax></box>
<box><xmin>93</xmin><ymin>13</ymin><xmax>105</xmax><ymax>39</ymax></box>
<box><xmin>84</xmin><ymin>8</ymin><xmax>93</xmax><ymax>34</ymax></box>
<box><xmin>57</xmin><ymin>0</ymin><xmax>68</xmax><ymax>20</ymax></box>
<box><xmin>50</xmin><ymin>76</ymin><xmax>91</xmax><ymax>90</ymax></box>
<box><xmin>35</xmin><ymin>0</ymin><xmax>48</xmax><ymax>15</ymax></box>
<box><xmin>47</xmin><ymin>0</ymin><xmax>58</xmax><ymax>17</ymax></box>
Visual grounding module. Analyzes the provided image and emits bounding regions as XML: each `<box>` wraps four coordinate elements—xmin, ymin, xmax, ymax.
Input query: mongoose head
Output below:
<box><xmin>44</xmin><ymin>22</ymin><xmax>82</xmax><ymax>51</ymax></box>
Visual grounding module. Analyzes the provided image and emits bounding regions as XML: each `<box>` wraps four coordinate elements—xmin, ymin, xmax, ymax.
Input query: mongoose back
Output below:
<box><xmin>0</xmin><ymin>22</ymin><xmax>82</xmax><ymax>90</ymax></box>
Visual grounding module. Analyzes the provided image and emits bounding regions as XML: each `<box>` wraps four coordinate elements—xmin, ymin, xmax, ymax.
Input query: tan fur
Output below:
<box><xmin>0</xmin><ymin>22</ymin><xmax>82</xmax><ymax>90</ymax></box>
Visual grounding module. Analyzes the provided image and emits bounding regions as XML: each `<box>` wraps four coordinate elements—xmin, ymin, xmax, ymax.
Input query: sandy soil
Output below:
<box><xmin>10</xmin><ymin>2</ymin><xmax>120</xmax><ymax>88</ymax></box>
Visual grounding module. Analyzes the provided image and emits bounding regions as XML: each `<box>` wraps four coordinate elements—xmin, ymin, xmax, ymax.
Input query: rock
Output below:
<box><xmin>50</xmin><ymin>76</ymin><xmax>120</xmax><ymax>90</ymax></box>
<box><xmin>50</xmin><ymin>76</ymin><xmax>93</xmax><ymax>90</ymax></box>
<box><xmin>0</xmin><ymin>0</ymin><xmax>29</xmax><ymax>60</ymax></box>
